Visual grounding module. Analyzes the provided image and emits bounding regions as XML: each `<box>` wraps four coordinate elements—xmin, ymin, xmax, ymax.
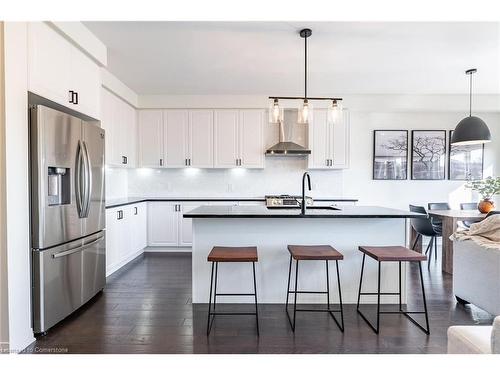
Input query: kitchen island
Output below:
<box><xmin>184</xmin><ymin>205</ymin><xmax>424</xmax><ymax>304</ymax></box>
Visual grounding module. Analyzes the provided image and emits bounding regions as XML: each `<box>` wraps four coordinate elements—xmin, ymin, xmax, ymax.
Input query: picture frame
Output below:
<box><xmin>411</xmin><ymin>130</ymin><xmax>446</xmax><ymax>180</ymax></box>
<box><xmin>448</xmin><ymin>130</ymin><xmax>484</xmax><ymax>180</ymax></box>
<box><xmin>373</xmin><ymin>130</ymin><xmax>408</xmax><ymax>180</ymax></box>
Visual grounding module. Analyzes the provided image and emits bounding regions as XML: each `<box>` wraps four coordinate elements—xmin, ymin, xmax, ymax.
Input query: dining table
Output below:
<box><xmin>410</xmin><ymin>210</ymin><xmax>487</xmax><ymax>274</ymax></box>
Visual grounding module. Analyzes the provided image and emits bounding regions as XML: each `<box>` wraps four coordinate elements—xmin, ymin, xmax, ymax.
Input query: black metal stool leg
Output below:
<box><xmin>207</xmin><ymin>261</ymin><xmax>215</xmax><ymax>335</ymax></box>
<box><xmin>285</xmin><ymin>255</ymin><xmax>292</xmax><ymax>310</ymax></box>
<box><xmin>252</xmin><ymin>261</ymin><xmax>259</xmax><ymax>335</ymax></box>
<box><xmin>291</xmin><ymin>259</ymin><xmax>299</xmax><ymax>331</ymax></box>
<box><xmin>326</xmin><ymin>260</ymin><xmax>330</xmax><ymax>311</ymax></box>
<box><xmin>419</xmin><ymin>262</ymin><xmax>430</xmax><ymax>334</ymax></box>
<box><xmin>427</xmin><ymin>237</ymin><xmax>434</xmax><ymax>270</ymax></box>
<box><xmin>335</xmin><ymin>259</ymin><xmax>344</xmax><ymax>332</ymax></box>
<box><xmin>411</xmin><ymin>233</ymin><xmax>421</xmax><ymax>250</ymax></box>
<box><xmin>434</xmin><ymin>237</ymin><xmax>438</xmax><ymax>261</ymax></box>
<box><xmin>213</xmin><ymin>262</ymin><xmax>218</xmax><ymax>311</ymax></box>
<box><xmin>357</xmin><ymin>254</ymin><xmax>366</xmax><ymax>311</ymax></box>
<box><xmin>398</xmin><ymin>261</ymin><xmax>402</xmax><ymax>312</ymax></box>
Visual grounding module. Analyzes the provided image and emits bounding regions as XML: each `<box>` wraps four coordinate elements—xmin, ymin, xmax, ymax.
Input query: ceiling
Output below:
<box><xmin>84</xmin><ymin>22</ymin><xmax>500</xmax><ymax>95</ymax></box>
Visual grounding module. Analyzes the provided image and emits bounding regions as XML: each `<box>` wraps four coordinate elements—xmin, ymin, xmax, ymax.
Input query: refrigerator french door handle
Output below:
<box><xmin>82</xmin><ymin>141</ymin><xmax>92</xmax><ymax>218</ymax></box>
<box><xmin>75</xmin><ymin>140</ymin><xmax>84</xmax><ymax>218</ymax></box>
<box><xmin>52</xmin><ymin>235</ymin><xmax>104</xmax><ymax>259</ymax></box>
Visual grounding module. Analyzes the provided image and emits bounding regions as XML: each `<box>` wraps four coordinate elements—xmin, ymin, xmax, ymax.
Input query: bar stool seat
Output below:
<box><xmin>208</xmin><ymin>246</ymin><xmax>258</xmax><ymax>262</ymax></box>
<box><xmin>288</xmin><ymin>245</ymin><xmax>344</xmax><ymax>260</ymax></box>
<box><xmin>285</xmin><ymin>244</ymin><xmax>344</xmax><ymax>332</ymax></box>
<box><xmin>356</xmin><ymin>245</ymin><xmax>430</xmax><ymax>335</ymax></box>
<box><xmin>206</xmin><ymin>246</ymin><xmax>259</xmax><ymax>336</ymax></box>
<box><xmin>358</xmin><ymin>246</ymin><xmax>427</xmax><ymax>262</ymax></box>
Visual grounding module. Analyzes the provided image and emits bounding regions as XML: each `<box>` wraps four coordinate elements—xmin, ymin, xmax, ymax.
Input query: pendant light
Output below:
<box><xmin>451</xmin><ymin>69</ymin><xmax>491</xmax><ymax>145</ymax></box>
<box><xmin>269</xmin><ymin>98</ymin><xmax>283</xmax><ymax>123</ymax></box>
<box><xmin>327</xmin><ymin>99</ymin><xmax>343</xmax><ymax>124</ymax></box>
<box><xmin>297</xmin><ymin>28</ymin><xmax>313</xmax><ymax>124</ymax></box>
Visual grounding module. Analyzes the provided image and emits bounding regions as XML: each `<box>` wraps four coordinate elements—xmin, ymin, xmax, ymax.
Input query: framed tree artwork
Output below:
<box><xmin>411</xmin><ymin>130</ymin><xmax>446</xmax><ymax>180</ymax></box>
<box><xmin>448</xmin><ymin>130</ymin><xmax>484</xmax><ymax>180</ymax></box>
<box><xmin>373</xmin><ymin>130</ymin><xmax>408</xmax><ymax>180</ymax></box>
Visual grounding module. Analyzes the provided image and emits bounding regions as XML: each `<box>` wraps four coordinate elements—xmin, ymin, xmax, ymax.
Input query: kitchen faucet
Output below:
<box><xmin>301</xmin><ymin>172</ymin><xmax>311</xmax><ymax>215</ymax></box>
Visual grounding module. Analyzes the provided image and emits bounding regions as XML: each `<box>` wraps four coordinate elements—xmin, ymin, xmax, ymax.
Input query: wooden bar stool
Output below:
<box><xmin>356</xmin><ymin>246</ymin><xmax>430</xmax><ymax>335</ymax></box>
<box><xmin>206</xmin><ymin>246</ymin><xmax>259</xmax><ymax>336</ymax></box>
<box><xmin>285</xmin><ymin>245</ymin><xmax>344</xmax><ymax>332</ymax></box>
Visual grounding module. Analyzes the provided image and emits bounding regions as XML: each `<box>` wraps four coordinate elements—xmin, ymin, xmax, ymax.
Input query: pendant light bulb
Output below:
<box><xmin>298</xmin><ymin>99</ymin><xmax>311</xmax><ymax>124</ymax></box>
<box><xmin>269</xmin><ymin>98</ymin><xmax>282</xmax><ymax>123</ymax></box>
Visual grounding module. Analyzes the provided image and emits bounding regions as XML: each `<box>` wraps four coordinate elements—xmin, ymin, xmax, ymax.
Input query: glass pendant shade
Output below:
<box><xmin>327</xmin><ymin>100</ymin><xmax>343</xmax><ymax>124</ymax></box>
<box><xmin>268</xmin><ymin>99</ymin><xmax>283</xmax><ymax>123</ymax></box>
<box><xmin>297</xmin><ymin>100</ymin><xmax>312</xmax><ymax>124</ymax></box>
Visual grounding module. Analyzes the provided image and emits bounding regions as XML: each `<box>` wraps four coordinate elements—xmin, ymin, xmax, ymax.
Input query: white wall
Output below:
<box><xmin>2</xmin><ymin>22</ymin><xmax>34</xmax><ymax>352</ymax></box>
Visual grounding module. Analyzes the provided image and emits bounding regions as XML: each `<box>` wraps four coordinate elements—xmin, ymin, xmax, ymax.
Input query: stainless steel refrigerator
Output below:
<box><xmin>30</xmin><ymin>103</ymin><xmax>106</xmax><ymax>334</ymax></box>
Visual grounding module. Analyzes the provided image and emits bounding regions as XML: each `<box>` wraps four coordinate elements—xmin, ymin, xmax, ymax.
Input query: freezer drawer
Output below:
<box><xmin>32</xmin><ymin>232</ymin><xmax>106</xmax><ymax>333</ymax></box>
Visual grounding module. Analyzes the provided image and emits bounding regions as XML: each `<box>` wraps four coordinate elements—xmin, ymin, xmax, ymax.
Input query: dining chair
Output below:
<box><xmin>427</xmin><ymin>202</ymin><xmax>450</xmax><ymax>236</ymax></box>
<box><xmin>460</xmin><ymin>202</ymin><xmax>478</xmax><ymax>228</ymax></box>
<box><xmin>409</xmin><ymin>205</ymin><xmax>440</xmax><ymax>269</ymax></box>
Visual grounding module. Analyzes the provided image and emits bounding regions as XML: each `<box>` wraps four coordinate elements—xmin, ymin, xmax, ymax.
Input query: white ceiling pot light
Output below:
<box><xmin>266</xmin><ymin>28</ymin><xmax>343</xmax><ymax>156</ymax></box>
<box><xmin>451</xmin><ymin>69</ymin><xmax>492</xmax><ymax>146</ymax></box>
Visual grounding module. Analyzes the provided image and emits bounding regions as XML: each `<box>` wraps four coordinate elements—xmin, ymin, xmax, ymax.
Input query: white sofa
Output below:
<box><xmin>453</xmin><ymin>239</ymin><xmax>500</xmax><ymax>316</ymax></box>
<box><xmin>448</xmin><ymin>316</ymin><xmax>500</xmax><ymax>354</ymax></box>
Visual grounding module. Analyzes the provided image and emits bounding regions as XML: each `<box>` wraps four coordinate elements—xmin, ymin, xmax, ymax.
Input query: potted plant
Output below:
<box><xmin>466</xmin><ymin>176</ymin><xmax>500</xmax><ymax>213</ymax></box>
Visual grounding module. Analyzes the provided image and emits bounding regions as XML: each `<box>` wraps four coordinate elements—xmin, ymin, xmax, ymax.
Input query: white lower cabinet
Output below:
<box><xmin>105</xmin><ymin>203</ymin><xmax>147</xmax><ymax>276</ymax></box>
<box><xmin>147</xmin><ymin>202</ymin><xmax>201</xmax><ymax>248</ymax></box>
<box><xmin>147</xmin><ymin>202</ymin><xmax>179</xmax><ymax>246</ymax></box>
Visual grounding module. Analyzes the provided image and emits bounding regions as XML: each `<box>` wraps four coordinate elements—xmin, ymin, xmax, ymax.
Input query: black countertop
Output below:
<box><xmin>105</xmin><ymin>196</ymin><xmax>358</xmax><ymax>209</ymax></box>
<box><xmin>183</xmin><ymin>205</ymin><xmax>424</xmax><ymax>219</ymax></box>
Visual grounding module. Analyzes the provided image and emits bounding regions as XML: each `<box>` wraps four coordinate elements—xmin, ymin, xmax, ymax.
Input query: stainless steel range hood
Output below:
<box><xmin>266</xmin><ymin>119</ymin><xmax>311</xmax><ymax>156</ymax></box>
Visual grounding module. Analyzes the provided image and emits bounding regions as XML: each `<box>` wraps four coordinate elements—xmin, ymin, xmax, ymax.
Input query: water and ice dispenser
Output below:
<box><xmin>47</xmin><ymin>167</ymin><xmax>70</xmax><ymax>206</ymax></box>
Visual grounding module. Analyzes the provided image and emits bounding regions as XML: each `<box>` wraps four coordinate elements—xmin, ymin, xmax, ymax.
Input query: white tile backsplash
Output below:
<box><xmin>126</xmin><ymin>158</ymin><xmax>344</xmax><ymax>198</ymax></box>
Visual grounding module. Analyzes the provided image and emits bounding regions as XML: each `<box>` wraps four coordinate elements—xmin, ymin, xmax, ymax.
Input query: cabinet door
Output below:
<box><xmin>129</xmin><ymin>203</ymin><xmax>147</xmax><ymax>254</ymax></box>
<box><xmin>100</xmin><ymin>88</ymin><xmax>116</xmax><ymax>166</ymax></box>
<box><xmin>70</xmin><ymin>47</ymin><xmax>101</xmax><ymax>119</ymax></box>
<box><xmin>214</xmin><ymin>110</ymin><xmax>239</xmax><ymax>168</ymax></box>
<box><xmin>164</xmin><ymin>110</ymin><xmax>189</xmax><ymax>167</ymax></box>
<box><xmin>138</xmin><ymin>110</ymin><xmax>163</xmax><ymax>168</ymax></box>
<box><xmin>308</xmin><ymin>109</ymin><xmax>330</xmax><ymax>169</ymax></box>
<box><xmin>239</xmin><ymin>110</ymin><xmax>264</xmax><ymax>168</ymax></box>
<box><xmin>125</xmin><ymin>103</ymin><xmax>137</xmax><ymax>168</ymax></box>
<box><xmin>113</xmin><ymin>96</ymin><xmax>128</xmax><ymax>166</ymax></box>
<box><xmin>27</xmin><ymin>22</ymin><xmax>71</xmax><ymax>107</ymax></box>
<box><xmin>189</xmin><ymin>110</ymin><xmax>214</xmax><ymax>168</ymax></box>
<box><xmin>105</xmin><ymin>208</ymin><xmax>119</xmax><ymax>274</ymax></box>
<box><xmin>330</xmin><ymin>110</ymin><xmax>350</xmax><ymax>169</ymax></box>
<box><xmin>178</xmin><ymin>203</ymin><xmax>200</xmax><ymax>247</ymax></box>
<box><xmin>147</xmin><ymin>202</ymin><xmax>179</xmax><ymax>246</ymax></box>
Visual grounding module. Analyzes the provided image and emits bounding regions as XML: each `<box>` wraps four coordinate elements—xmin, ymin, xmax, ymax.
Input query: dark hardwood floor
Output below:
<box><xmin>24</xmin><ymin>252</ymin><xmax>494</xmax><ymax>354</ymax></box>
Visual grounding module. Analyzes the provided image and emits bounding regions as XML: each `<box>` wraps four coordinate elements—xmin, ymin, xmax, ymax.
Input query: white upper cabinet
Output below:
<box><xmin>138</xmin><ymin>110</ymin><xmax>164</xmax><ymax>168</ymax></box>
<box><xmin>239</xmin><ymin>109</ymin><xmax>265</xmax><ymax>168</ymax></box>
<box><xmin>214</xmin><ymin>110</ymin><xmax>239</xmax><ymax>168</ymax></box>
<box><xmin>27</xmin><ymin>22</ymin><xmax>101</xmax><ymax>119</ymax></box>
<box><xmin>308</xmin><ymin>109</ymin><xmax>350</xmax><ymax>169</ymax></box>
<box><xmin>189</xmin><ymin>110</ymin><xmax>214</xmax><ymax>168</ymax></box>
<box><xmin>213</xmin><ymin>109</ymin><xmax>265</xmax><ymax>168</ymax></box>
<box><xmin>164</xmin><ymin>110</ymin><xmax>189</xmax><ymax>167</ymax></box>
<box><xmin>100</xmin><ymin>87</ymin><xmax>137</xmax><ymax>167</ymax></box>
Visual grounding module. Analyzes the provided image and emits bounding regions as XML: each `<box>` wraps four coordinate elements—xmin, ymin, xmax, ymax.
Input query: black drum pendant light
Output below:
<box><xmin>451</xmin><ymin>69</ymin><xmax>491</xmax><ymax>145</ymax></box>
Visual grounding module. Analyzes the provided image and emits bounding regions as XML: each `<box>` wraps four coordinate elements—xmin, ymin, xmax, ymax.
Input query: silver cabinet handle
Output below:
<box><xmin>159</xmin><ymin>158</ymin><xmax>163</xmax><ymax>166</ymax></box>
<box><xmin>134</xmin><ymin>207</ymin><xmax>138</xmax><ymax>215</ymax></box>
<box><xmin>188</xmin><ymin>158</ymin><xmax>191</xmax><ymax>166</ymax></box>
<box><xmin>52</xmin><ymin>235</ymin><xmax>104</xmax><ymax>259</ymax></box>
<box><xmin>117</xmin><ymin>210</ymin><xmax>123</xmax><ymax>220</ymax></box>
<box><xmin>185</xmin><ymin>159</ymin><xmax>188</xmax><ymax>166</ymax></box>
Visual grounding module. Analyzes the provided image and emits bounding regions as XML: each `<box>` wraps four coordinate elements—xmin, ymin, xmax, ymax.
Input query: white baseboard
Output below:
<box><xmin>144</xmin><ymin>246</ymin><xmax>192</xmax><ymax>253</ymax></box>
<box><xmin>106</xmin><ymin>248</ymin><xmax>144</xmax><ymax>277</ymax></box>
